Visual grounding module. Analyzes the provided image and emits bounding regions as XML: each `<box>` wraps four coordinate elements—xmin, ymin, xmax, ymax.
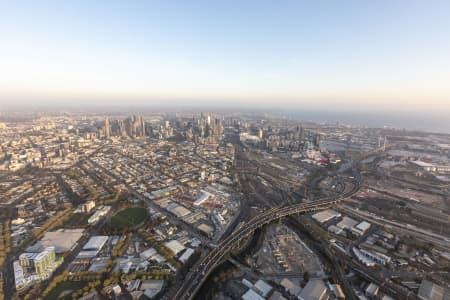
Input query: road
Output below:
<box><xmin>172</xmin><ymin>146</ymin><xmax>401</xmax><ymax>300</ymax></box>
<box><xmin>173</xmin><ymin>175</ymin><xmax>361</xmax><ymax>299</ymax></box>
<box><xmin>87</xmin><ymin>157</ymin><xmax>211</xmax><ymax>247</ymax></box>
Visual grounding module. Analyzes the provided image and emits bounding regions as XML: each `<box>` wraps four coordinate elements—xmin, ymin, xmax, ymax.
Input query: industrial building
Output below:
<box><xmin>164</xmin><ymin>240</ymin><xmax>186</xmax><ymax>255</ymax></box>
<box><xmin>179</xmin><ymin>248</ymin><xmax>195</xmax><ymax>263</ymax></box>
<box><xmin>337</xmin><ymin>216</ymin><xmax>359</xmax><ymax>230</ymax></box>
<box><xmin>298</xmin><ymin>279</ymin><xmax>328</xmax><ymax>300</ymax></box>
<box><xmin>312</xmin><ymin>209</ymin><xmax>341</xmax><ymax>224</ymax></box>
<box><xmin>88</xmin><ymin>206</ymin><xmax>111</xmax><ymax>224</ymax></box>
<box><xmin>241</xmin><ymin>279</ymin><xmax>273</xmax><ymax>300</ymax></box>
<box><xmin>417</xmin><ymin>280</ymin><xmax>450</xmax><ymax>300</ymax></box>
<box><xmin>26</xmin><ymin>228</ymin><xmax>84</xmax><ymax>254</ymax></box>
<box><xmin>84</xmin><ymin>236</ymin><xmax>109</xmax><ymax>251</ymax></box>
<box><xmin>140</xmin><ymin>280</ymin><xmax>165</xmax><ymax>299</ymax></box>
<box><xmin>77</xmin><ymin>235</ymin><xmax>109</xmax><ymax>258</ymax></box>
<box><xmin>194</xmin><ymin>190</ymin><xmax>213</xmax><ymax>206</ymax></box>
<box><xmin>242</xmin><ymin>289</ymin><xmax>265</xmax><ymax>300</ymax></box>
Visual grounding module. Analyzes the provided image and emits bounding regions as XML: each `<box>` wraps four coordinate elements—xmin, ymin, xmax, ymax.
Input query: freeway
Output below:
<box><xmin>173</xmin><ymin>175</ymin><xmax>361</xmax><ymax>299</ymax></box>
<box><xmin>170</xmin><ymin>143</ymin><xmax>388</xmax><ymax>299</ymax></box>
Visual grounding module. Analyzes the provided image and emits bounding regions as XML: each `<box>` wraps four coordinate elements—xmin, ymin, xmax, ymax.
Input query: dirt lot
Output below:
<box><xmin>253</xmin><ymin>224</ymin><xmax>324</xmax><ymax>276</ymax></box>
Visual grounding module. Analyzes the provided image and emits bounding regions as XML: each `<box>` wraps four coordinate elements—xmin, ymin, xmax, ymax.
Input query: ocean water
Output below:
<box><xmin>282</xmin><ymin>110</ymin><xmax>450</xmax><ymax>134</ymax></box>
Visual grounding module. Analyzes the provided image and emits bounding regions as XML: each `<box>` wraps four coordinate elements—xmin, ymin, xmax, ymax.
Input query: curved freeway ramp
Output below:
<box><xmin>174</xmin><ymin>178</ymin><xmax>360</xmax><ymax>300</ymax></box>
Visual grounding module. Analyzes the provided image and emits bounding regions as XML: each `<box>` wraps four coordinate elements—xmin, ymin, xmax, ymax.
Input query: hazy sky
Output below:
<box><xmin>1</xmin><ymin>1</ymin><xmax>450</xmax><ymax>112</ymax></box>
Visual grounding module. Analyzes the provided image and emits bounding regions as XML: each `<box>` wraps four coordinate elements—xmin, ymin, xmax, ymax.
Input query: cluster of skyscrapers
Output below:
<box><xmin>102</xmin><ymin>113</ymin><xmax>224</xmax><ymax>144</ymax></box>
<box><xmin>186</xmin><ymin>113</ymin><xmax>224</xmax><ymax>144</ymax></box>
<box><xmin>104</xmin><ymin>115</ymin><xmax>147</xmax><ymax>138</ymax></box>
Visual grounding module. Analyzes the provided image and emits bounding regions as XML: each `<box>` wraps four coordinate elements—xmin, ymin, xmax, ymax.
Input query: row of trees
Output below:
<box><xmin>111</xmin><ymin>233</ymin><xmax>131</xmax><ymax>257</ymax></box>
<box><xmin>137</xmin><ymin>228</ymin><xmax>180</xmax><ymax>269</ymax></box>
<box><xmin>41</xmin><ymin>271</ymin><xmax>69</xmax><ymax>298</ymax></box>
<box><xmin>30</xmin><ymin>208</ymin><xmax>73</xmax><ymax>245</ymax></box>
<box><xmin>41</xmin><ymin>277</ymin><xmax>101</xmax><ymax>300</ymax></box>
<box><xmin>119</xmin><ymin>268</ymin><xmax>171</xmax><ymax>281</ymax></box>
<box><xmin>41</xmin><ymin>270</ymin><xmax>104</xmax><ymax>299</ymax></box>
<box><xmin>97</xmin><ymin>190</ymin><xmax>129</xmax><ymax>206</ymax></box>
<box><xmin>0</xmin><ymin>220</ymin><xmax>11</xmax><ymax>300</ymax></box>
<box><xmin>0</xmin><ymin>220</ymin><xmax>11</xmax><ymax>266</ymax></box>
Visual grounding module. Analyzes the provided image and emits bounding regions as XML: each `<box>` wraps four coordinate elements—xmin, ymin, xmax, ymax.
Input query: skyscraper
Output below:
<box><xmin>104</xmin><ymin>117</ymin><xmax>111</xmax><ymax>138</ymax></box>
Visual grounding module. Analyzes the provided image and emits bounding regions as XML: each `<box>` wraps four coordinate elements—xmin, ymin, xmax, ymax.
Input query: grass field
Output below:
<box><xmin>110</xmin><ymin>206</ymin><xmax>147</xmax><ymax>228</ymax></box>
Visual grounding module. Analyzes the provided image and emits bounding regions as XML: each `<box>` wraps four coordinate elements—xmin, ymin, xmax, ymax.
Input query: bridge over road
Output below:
<box><xmin>173</xmin><ymin>177</ymin><xmax>360</xmax><ymax>300</ymax></box>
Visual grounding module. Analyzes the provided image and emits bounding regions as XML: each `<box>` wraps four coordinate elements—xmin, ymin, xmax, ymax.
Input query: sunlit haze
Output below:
<box><xmin>1</xmin><ymin>1</ymin><xmax>450</xmax><ymax>115</ymax></box>
<box><xmin>1</xmin><ymin>3</ymin><xmax>450</xmax><ymax>298</ymax></box>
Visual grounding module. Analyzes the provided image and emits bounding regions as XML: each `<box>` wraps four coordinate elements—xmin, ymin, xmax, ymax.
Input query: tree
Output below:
<box><xmin>303</xmin><ymin>271</ymin><xmax>310</xmax><ymax>282</ymax></box>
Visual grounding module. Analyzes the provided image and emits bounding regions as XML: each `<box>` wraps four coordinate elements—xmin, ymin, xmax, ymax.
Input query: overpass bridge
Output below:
<box><xmin>174</xmin><ymin>178</ymin><xmax>360</xmax><ymax>299</ymax></box>
<box><xmin>172</xmin><ymin>144</ymin><xmax>389</xmax><ymax>299</ymax></box>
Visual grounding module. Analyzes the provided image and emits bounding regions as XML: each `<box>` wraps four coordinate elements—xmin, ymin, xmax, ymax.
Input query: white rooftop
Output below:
<box><xmin>179</xmin><ymin>248</ymin><xmax>195</xmax><ymax>263</ymax></box>
<box><xmin>140</xmin><ymin>248</ymin><xmax>157</xmax><ymax>260</ymax></box>
<box><xmin>337</xmin><ymin>216</ymin><xmax>358</xmax><ymax>230</ymax></box>
<box><xmin>254</xmin><ymin>279</ymin><xmax>272</xmax><ymax>297</ymax></box>
<box><xmin>312</xmin><ymin>209</ymin><xmax>341</xmax><ymax>223</ymax></box>
<box><xmin>194</xmin><ymin>190</ymin><xmax>213</xmax><ymax>206</ymax></box>
<box><xmin>242</xmin><ymin>289</ymin><xmax>265</xmax><ymax>300</ymax></box>
<box><xmin>28</xmin><ymin>228</ymin><xmax>84</xmax><ymax>254</ymax></box>
<box><xmin>356</xmin><ymin>221</ymin><xmax>371</xmax><ymax>232</ymax></box>
<box><xmin>164</xmin><ymin>240</ymin><xmax>186</xmax><ymax>255</ymax></box>
<box><xmin>83</xmin><ymin>235</ymin><xmax>109</xmax><ymax>251</ymax></box>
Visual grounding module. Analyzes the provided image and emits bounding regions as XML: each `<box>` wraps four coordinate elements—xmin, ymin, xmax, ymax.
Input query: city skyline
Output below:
<box><xmin>1</xmin><ymin>1</ymin><xmax>450</xmax><ymax>113</ymax></box>
<box><xmin>1</xmin><ymin>3</ymin><xmax>449</xmax><ymax>298</ymax></box>
<box><xmin>1</xmin><ymin>110</ymin><xmax>449</xmax><ymax>299</ymax></box>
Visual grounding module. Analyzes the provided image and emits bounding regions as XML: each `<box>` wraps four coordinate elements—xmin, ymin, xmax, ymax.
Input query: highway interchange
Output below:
<box><xmin>173</xmin><ymin>164</ymin><xmax>362</xmax><ymax>299</ymax></box>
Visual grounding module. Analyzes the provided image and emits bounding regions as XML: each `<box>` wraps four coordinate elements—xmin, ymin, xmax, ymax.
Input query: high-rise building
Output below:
<box><xmin>34</xmin><ymin>247</ymin><xmax>56</xmax><ymax>277</ymax></box>
<box><xmin>140</xmin><ymin>115</ymin><xmax>146</xmax><ymax>136</ymax></box>
<box><xmin>314</xmin><ymin>133</ymin><xmax>321</xmax><ymax>147</ymax></box>
<box><xmin>104</xmin><ymin>117</ymin><xmax>111</xmax><ymax>138</ymax></box>
<box><xmin>19</xmin><ymin>246</ymin><xmax>56</xmax><ymax>278</ymax></box>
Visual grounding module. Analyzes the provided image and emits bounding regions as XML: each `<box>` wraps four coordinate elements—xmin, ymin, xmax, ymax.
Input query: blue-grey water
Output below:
<box><xmin>282</xmin><ymin>110</ymin><xmax>450</xmax><ymax>134</ymax></box>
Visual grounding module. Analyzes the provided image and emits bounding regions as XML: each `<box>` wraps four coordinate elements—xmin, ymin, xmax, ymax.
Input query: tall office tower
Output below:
<box><xmin>192</xmin><ymin>114</ymin><xmax>196</xmax><ymax>128</ymax></box>
<box><xmin>258</xmin><ymin>128</ymin><xmax>264</xmax><ymax>139</ymax></box>
<box><xmin>127</xmin><ymin>115</ymin><xmax>139</xmax><ymax>137</ymax></box>
<box><xmin>118</xmin><ymin>120</ymin><xmax>126</xmax><ymax>137</ymax></box>
<box><xmin>104</xmin><ymin>117</ymin><xmax>111</xmax><ymax>138</ymax></box>
<box><xmin>127</xmin><ymin>118</ymin><xmax>134</xmax><ymax>137</ymax></box>
<box><xmin>300</xmin><ymin>126</ymin><xmax>305</xmax><ymax>141</ymax></box>
<box><xmin>140</xmin><ymin>115</ymin><xmax>146</xmax><ymax>136</ymax></box>
<box><xmin>294</xmin><ymin>125</ymin><xmax>300</xmax><ymax>140</ymax></box>
<box><xmin>123</xmin><ymin>118</ymin><xmax>131</xmax><ymax>137</ymax></box>
<box><xmin>131</xmin><ymin>115</ymin><xmax>137</xmax><ymax>137</ymax></box>
<box><xmin>200</xmin><ymin>123</ymin><xmax>205</xmax><ymax>138</ymax></box>
<box><xmin>314</xmin><ymin>133</ymin><xmax>321</xmax><ymax>147</ymax></box>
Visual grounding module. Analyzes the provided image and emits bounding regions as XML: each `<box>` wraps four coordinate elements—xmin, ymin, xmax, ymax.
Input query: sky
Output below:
<box><xmin>1</xmin><ymin>0</ymin><xmax>450</xmax><ymax>114</ymax></box>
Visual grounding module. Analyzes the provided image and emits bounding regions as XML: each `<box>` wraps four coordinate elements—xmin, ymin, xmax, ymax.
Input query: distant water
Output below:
<box><xmin>282</xmin><ymin>110</ymin><xmax>450</xmax><ymax>134</ymax></box>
